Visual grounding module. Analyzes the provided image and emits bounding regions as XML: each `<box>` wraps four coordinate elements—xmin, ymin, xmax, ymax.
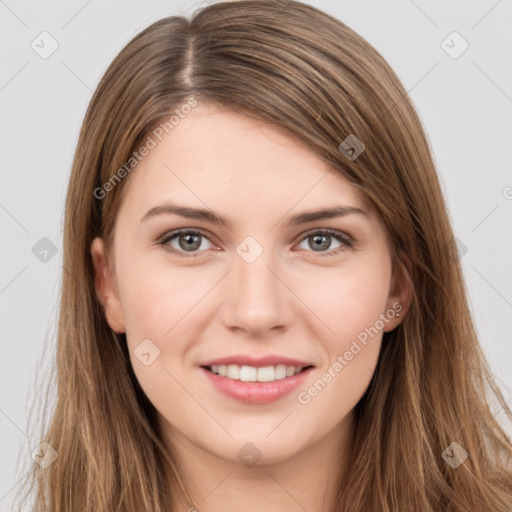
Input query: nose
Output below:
<box><xmin>220</xmin><ymin>244</ymin><xmax>294</xmax><ymax>337</ymax></box>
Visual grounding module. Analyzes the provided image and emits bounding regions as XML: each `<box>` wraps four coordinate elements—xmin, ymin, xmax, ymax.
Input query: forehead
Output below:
<box><xmin>118</xmin><ymin>103</ymin><xmax>373</xmax><ymax>223</ymax></box>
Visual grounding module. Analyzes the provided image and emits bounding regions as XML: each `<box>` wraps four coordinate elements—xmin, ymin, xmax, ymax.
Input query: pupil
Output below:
<box><xmin>180</xmin><ymin>233</ymin><xmax>201</xmax><ymax>251</ymax></box>
<box><xmin>311</xmin><ymin>234</ymin><xmax>330</xmax><ymax>251</ymax></box>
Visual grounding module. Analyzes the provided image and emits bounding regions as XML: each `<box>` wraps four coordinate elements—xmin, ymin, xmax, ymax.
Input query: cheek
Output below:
<box><xmin>296</xmin><ymin>271</ymin><xmax>386</xmax><ymax>418</ymax></box>
<box><xmin>293</xmin><ymin>262</ymin><xmax>390</xmax><ymax>337</ymax></box>
<box><xmin>118</xmin><ymin>262</ymin><xmax>221</xmax><ymax>397</ymax></box>
<box><xmin>119</xmin><ymin>259</ymin><xmax>214</xmax><ymax>339</ymax></box>
<box><xmin>293</xmin><ymin>265</ymin><xmax>388</xmax><ymax>401</ymax></box>
<box><xmin>118</xmin><ymin>263</ymin><xmax>207</xmax><ymax>413</ymax></box>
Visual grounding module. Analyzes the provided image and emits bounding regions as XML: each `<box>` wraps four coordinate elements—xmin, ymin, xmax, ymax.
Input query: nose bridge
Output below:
<box><xmin>223</xmin><ymin>236</ymin><xmax>291</xmax><ymax>333</ymax></box>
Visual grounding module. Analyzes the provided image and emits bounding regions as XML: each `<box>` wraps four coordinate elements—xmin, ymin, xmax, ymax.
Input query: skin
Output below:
<box><xmin>91</xmin><ymin>102</ymin><xmax>412</xmax><ymax>512</ymax></box>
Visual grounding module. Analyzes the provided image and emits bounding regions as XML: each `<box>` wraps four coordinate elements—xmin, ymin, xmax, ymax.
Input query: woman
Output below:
<box><xmin>17</xmin><ymin>0</ymin><xmax>512</xmax><ymax>510</ymax></box>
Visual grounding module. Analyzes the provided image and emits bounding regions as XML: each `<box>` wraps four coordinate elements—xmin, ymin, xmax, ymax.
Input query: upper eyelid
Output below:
<box><xmin>159</xmin><ymin>227</ymin><xmax>215</xmax><ymax>244</ymax></box>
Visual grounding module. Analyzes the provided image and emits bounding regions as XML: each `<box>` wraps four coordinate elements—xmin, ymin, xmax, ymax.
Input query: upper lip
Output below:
<box><xmin>200</xmin><ymin>355</ymin><xmax>314</xmax><ymax>368</ymax></box>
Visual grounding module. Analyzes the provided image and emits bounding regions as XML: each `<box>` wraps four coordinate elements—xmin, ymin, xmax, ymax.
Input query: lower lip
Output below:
<box><xmin>200</xmin><ymin>367</ymin><xmax>313</xmax><ymax>405</ymax></box>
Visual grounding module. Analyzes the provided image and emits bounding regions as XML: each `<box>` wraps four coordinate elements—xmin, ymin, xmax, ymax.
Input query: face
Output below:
<box><xmin>91</xmin><ymin>101</ymin><xmax>410</xmax><ymax>466</ymax></box>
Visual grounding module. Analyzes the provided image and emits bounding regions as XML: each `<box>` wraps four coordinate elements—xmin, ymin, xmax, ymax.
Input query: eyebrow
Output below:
<box><xmin>140</xmin><ymin>202</ymin><xmax>368</xmax><ymax>228</ymax></box>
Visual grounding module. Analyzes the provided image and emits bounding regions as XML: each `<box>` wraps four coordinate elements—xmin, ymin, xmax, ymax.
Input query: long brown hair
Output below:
<box><xmin>15</xmin><ymin>1</ymin><xmax>512</xmax><ymax>510</ymax></box>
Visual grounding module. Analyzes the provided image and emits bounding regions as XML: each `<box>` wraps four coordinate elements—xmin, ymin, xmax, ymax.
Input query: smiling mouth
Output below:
<box><xmin>202</xmin><ymin>364</ymin><xmax>314</xmax><ymax>383</ymax></box>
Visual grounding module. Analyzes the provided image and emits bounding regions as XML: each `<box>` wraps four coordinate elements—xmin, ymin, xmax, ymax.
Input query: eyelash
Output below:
<box><xmin>157</xmin><ymin>228</ymin><xmax>353</xmax><ymax>258</ymax></box>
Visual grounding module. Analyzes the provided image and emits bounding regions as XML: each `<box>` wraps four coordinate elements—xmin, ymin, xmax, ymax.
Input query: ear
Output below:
<box><xmin>383</xmin><ymin>253</ymin><xmax>413</xmax><ymax>332</ymax></box>
<box><xmin>90</xmin><ymin>237</ymin><xmax>126</xmax><ymax>333</ymax></box>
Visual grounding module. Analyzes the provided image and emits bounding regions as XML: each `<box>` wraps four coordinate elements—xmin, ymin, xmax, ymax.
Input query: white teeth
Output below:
<box><xmin>240</xmin><ymin>365</ymin><xmax>257</xmax><ymax>382</ymax></box>
<box><xmin>274</xmin><ymin>364</ymin><xmax>287</xmax><ymax>380</ymax></box>
<box><xmin>226</xmin><ymin>364</ymin><xmax>240</xmax><ymax>379</ymax></box>
<box><xmin>286</xmin><ymin>366</ymin><xmax>296</xmax><ymax>377</ymax></box>
<box><xmin>209</xmin><ymin>364</ymin><xmax>305</xmax><ymax>382</ymax></box>
<box><xmin>257</xmin><ymin>366</ymin><xmax>274</xmax><ymax>382</ymax></box>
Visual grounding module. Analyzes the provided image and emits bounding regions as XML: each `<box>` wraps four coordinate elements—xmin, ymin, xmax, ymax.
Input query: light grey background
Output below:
<box><xmin>1</xmin><ymin>0</ymin><xmax>511</xmax><ymax>509</ymax></box>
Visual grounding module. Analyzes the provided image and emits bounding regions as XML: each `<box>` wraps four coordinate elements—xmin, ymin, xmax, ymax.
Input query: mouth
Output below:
<box><xmin>200</xmin><ymin>364</ymin><xmax>315</xmax><ymax>404</ymax></box>
<box><xmin>201</xmin><ymin>364</ymin><xmax>314</xmax><ymax>383</ymax></box>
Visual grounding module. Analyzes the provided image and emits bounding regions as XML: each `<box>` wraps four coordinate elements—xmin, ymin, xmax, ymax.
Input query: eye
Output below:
<box><xmin>158</xmin><ymin>228</ymin><xmax>353</xmax><ymax>258</ymax></box>
<box><xmin>158</xmin><ymin>229</ymin><xmax>215</xmax><ymax>256</ymax></box>
<box><xmin>295</xmin><ymin>229</ymin><xmax>352</xmax><ymax>256</ymax></box>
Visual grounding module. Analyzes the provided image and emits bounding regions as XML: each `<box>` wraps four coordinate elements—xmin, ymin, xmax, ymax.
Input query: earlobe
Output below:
<box><xmin>90</xmin><ymin>237</ymin><xmax>126</xmax><ymax>333</ymax></box>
